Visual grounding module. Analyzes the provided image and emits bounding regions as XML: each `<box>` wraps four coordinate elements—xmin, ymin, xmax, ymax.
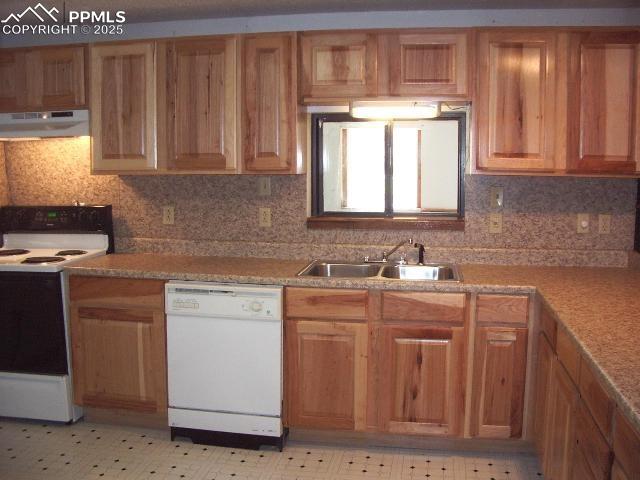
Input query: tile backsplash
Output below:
<box><xmin>1</xmin><ymin>138</ymin><xmax>637</xmax><ymax>266</ymax></box>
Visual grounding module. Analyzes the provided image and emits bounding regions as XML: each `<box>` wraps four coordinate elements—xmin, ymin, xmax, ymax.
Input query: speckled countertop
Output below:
<box><xmin>66</xmin><ymin>254</ymin><xmax>640</xmax><ymax>433</ymax></box>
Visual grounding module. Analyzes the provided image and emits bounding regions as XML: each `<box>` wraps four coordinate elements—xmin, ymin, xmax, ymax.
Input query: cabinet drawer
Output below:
<box><xmin>540</xmin><ymin>306</ymin><xmax>558</xmax><ymax>348</ymax></box>
<box><xmin>556</xmin><ymin>327</ymin><xmax>581</xmax><ymax>385</ymax></box>
<box><xmin>613</xmin><ymin>411</ymin><xmax>640</xmax><ymax>479</ymax></box>
<box><xmin>579</xmin><ymin>360</ymin><xmax>614</xmax><ymax>441</ymax></box>
<box><xmin>476</xmin><ymin>294</ymin><xmax>528</xmax><ymax>326</ymax></box>
<box><xmin>381</xmin><ymin>291</ymin><xmax>465</xmax><ymax>324</ymax></box>
<box><xmin>69</xmin><ymin>276</ymin><xmax>165</xmax><ymax>310</ymax></box>
<box><xmin>285</xmin><ymin>287</ymin><xmax>368</xmax><ymax>321</ymax></box>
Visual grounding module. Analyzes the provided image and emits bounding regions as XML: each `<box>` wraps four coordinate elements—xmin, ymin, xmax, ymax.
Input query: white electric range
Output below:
<box><xmin>0</xmin><ymin>205</ymin><xmax>114</xmax><ymax>423</ymax></box>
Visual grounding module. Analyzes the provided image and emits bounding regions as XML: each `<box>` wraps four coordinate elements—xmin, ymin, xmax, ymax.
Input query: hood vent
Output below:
<box><xmin>0</xmin><ymin>110</ymin><xmax>89</xmax><ymax>140</ymax></box>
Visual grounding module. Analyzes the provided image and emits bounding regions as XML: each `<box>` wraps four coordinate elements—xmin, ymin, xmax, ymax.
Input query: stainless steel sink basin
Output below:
<box><xmin>297</xmin><ymin>261</ymin><xmax>381</xmax><ymax>278</ymax></box>
<box><xmin>379</xmin><ymin>264</ymin><xmax>461</xmax><ymax>281</ymax></box>
<box><xmin>297</xmin><ymin>260</ymin><xmax>462</xmax><ymax>282</ymax></box>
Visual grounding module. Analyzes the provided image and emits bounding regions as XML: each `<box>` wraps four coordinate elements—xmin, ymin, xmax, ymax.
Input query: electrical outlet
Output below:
<box><xmin>259</xmin><ymin>207</ymin><xmax>271</xmax><ymax>227</ymax></box>
<box><xmin>489</xmin><ymin>213</ymin><xmax>503</xmax><ymax>234</ymax></box>
<box><xmin>598</xmin><ymin>214</ymin><xmax>611</xmax><ymax>234</ymax></box>
<box><xmin>577</xmin><ymin>213</ymin><xmax>590</xmax><ymax>234</ymax></box>
<box><xmin>258</xmin><ymin>177</ymin><xmax>271</xmax><ymax>196</ymax></box>
<box><xmin>162</xmin><ymin>206</ymin><xmax>175</xmax><ymax>225</ymax></box>
<box><xmin>490</xmin><ymin>187</ymin><xmax>504</xmax><ymax>209</ymax></box>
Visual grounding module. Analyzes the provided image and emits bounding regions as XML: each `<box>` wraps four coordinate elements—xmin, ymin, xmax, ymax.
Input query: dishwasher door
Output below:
<box><xmin>166</xmin><ymin>283</ymin><xmax>282</xmax><ymax>418</ymax></box>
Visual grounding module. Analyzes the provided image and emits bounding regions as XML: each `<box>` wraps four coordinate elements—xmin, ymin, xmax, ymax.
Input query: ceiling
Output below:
<box><xmin>0</xmin><ymin>0</ymin><xmax>638</xmax><ymax>24</ymax></box>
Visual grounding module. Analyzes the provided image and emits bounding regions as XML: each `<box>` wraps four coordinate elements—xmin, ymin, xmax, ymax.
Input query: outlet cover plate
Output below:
<box><xmin>258</xmin><ymin>178</ymin><xmax>271</xmax><ymax>196</ymax></box>
<box><xmin>489</xmin><ymin>213</ymin><xmax>503</xmax><ymax>234</ymax></box>
<box><xmin>162</xmin><ymin>206</ymin><xmax>175</xmax><ymax>225</ymax></box>
<box><xmin>598</xmin><ymin>214</ymin><xmax>611</xmax><ymax>234</ymax></box>
<box><xmin>490</xmin><ymin>187</ymin><xmax>504</xmax><ymax>209</ymax></box>
<box><xmin>577</xmin><ymin>213</ymin><xmax>589</xmax><ymax>234</ymax></box>
<box><xmin>259</xmin><ymin>207</ymin><xmax>272</xmax><ymax>227</ymax></box>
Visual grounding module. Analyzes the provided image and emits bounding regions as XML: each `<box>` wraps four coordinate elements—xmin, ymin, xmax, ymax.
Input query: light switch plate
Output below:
<box><xmin>490</xmin><ymin>187</ymin><xmax>504</xmax><ymax>209</ymax></box>
<box><xmin>489</xmin><ymin>213</ymin><xmax>503</xmax><ymax>234</ymax></box>
<box><xmin>598</xmin><ymin>214</ymin><xmax>611</xmax><ymax>234</ymax></box>
<box><xmin>259</xmin><ymin>207</ymin><xmax>271</xmax><ymax>228</ymax></box>
<box><xmin>162</xmin><ymin>206</ymin><xmax>175</xmax><ymax>225</ymax></box>
<box><xmin>258</xmin><ymin>177</ymin><xmax>271</xmax><ymax>196</ymax></box>
<box><xmin>577</xmin><ymin>213</ymin><xmax>589</xmax><ymax>234</ymax></box>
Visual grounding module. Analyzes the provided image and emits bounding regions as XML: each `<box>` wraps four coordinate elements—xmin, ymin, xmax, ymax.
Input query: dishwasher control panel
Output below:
<box><xmin>166</xmin><ymin>282</ymin><xmax>282</xmax><ymax>320</ymax></box>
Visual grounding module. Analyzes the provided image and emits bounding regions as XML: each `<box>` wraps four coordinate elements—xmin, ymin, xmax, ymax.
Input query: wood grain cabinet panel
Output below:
<box><xmin>567</xmin><ymin>31</ymin><xmax>640</xmax><ymax>174</ymax></box>
<box><xmin>161</xmin><ymin>37</ymin><xmax>237</xmax><ymax>171</ymax></box>
<box><xmin>0</xmin><ymin>50</ymin><xmax>26</xmax><ymax>111</ymax></box>
<box><xmin>613</xmin><ymin>410</ymin><xmax>640</xmax><ymax>480</ymax></box>
<box><xmin>534</xmin><ymin>332</ymin><xmax>554</xmax><ymax>462</ymax></box>
<box><xmin>242</xmin><ymin>33</ymin><xmax>302</xmax><ymax>173</ymax></box>
<box><xmin>476</xmin><ymin>31</ymin><xmax>558</xmax><ymax>172</ymax></box>
<box><xmin>578</xmin><ymin>359</ymin><xmax>614</xmax><ymax>441</ymax></box>
<box><xmin>381</xmin><ymin>291</ymin><xmax>466</xmax><ymax>324</ymax></box>
<box><xmin>611</xmin><ymin>462</ymin><xmax>631</xmax><ymax>480</ymax></box>
<box><xmin>68</xmin><ymin>277</ymin><xmax>166</xmax><ymax>416</ymax></box>
<box><xmin>543</xmin><ymin>359</ymin><xmax>579</xmax><ymax>480</ymax></box>
<box><xmin>378</xmin><ymin>31</ymin><xmax>468</xmax><ymax>96</ymax></box>
<box><xmin>476</xmin><ymin>294</ymin><xmax>529</xmax><ymax>326</ymax></box>
<box><xmin>285</xmin><ymin>287</ymin><xmax>368</xmax><ymax>321</ymax></box>
<box><xmin>556</xmin><ymin>327</ymin><xmax>581</xmax><ymax>384</ymax></box>
<box><xmin>540</xmin><ymin>305</ymin><xmax>558</xmax><ymax>348</ymax></box>
<box><xmin>25</xmin><ymin>46</ymin><xmax>86</xmax><ymax>109</ymax></box>
<box><xmin>300</xmin><ymin>32</ymin><xmax>377</xmax><ymax>99</ymax></box>
<box><xmin>571</xmin><ymin>400</ymin><xmax>612</xmax><ymax>480</ymax></box>
<box><xmin>380</xmin><ymin>325</ymin><xmax>465</xmax><ymax>436</ymax></box>
<box><xmin>285</xmin><ymin>320</ymin><xmax>367</xmax><ymax>430</ymax></box>
<box><xmin>90</xmin><ymin>42</ymin><xmax>156</xmax><ymax>172</ymax></box>
<box><xmin>471</xmin><ymin>327</ymin><xmax>528</xmax><ymax>438</ymax></box>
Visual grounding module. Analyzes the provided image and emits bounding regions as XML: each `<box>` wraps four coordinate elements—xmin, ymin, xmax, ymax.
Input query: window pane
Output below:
<box><xmin>322</xmin><ymin>121</ymin><xmax>386</xmax><ymax>213</ymax></box>
<box><xmin>393</xmin><ymin>120</ymin><xmax>459</xmax><ymax>213</ymax></box>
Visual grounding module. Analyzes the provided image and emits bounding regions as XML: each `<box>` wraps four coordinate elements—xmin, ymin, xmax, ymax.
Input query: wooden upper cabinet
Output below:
<box><xmin>471</xmin><ymin>327</ymin><xmax>528</xmax><ymax>439</ymax></box>
<box><xmin>476</xmin><ymin>31</ymin><xmax>558</xmax><ymax>172</ymax></box>
<box><xmin>25</xmin><ymin>46</ymin><xmax>86</xmax><ymax>109</ymax></box>
<box><xmin>90</xmin><ymin>42</ymin><xmax>157</xmax><ymax>172</ymax></box>
<box><xmin>242</xmin><ymin>33</ymin><xmax>303</xmax><ymax>173</ymax></box>
<box><xmin>566</xmin><ymin>30</ymin><xmax>640</xmax><ymax>174</ymax></box>
<box><xmin>381</xmin><ymin>324</ymin><xmax>465</xmax><ymax>436</ymax></box>
<box><xmin>300</xmin><ymin>32</ymin><xmax>377</xmax><ymax>100</ymax></box>
<box><xmin>0</xmin><ymin>50</ymin><xmax>26</xmax><ymax>111</ymax></box>
<box><xmin>160</xmin><ymin>37</ymin><xmax>237</xmax><ymax>172</ymax></box>
<box><xmin>378</xmin><ymin>31</ymin><xmax>469</xmax><ymax>97</ymax></box>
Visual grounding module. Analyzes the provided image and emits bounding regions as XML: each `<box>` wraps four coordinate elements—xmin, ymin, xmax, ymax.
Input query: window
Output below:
<box><xmin>310</xmin><ymin>112</ymin><xmax>465</xmax><ymax>227</ymax></box>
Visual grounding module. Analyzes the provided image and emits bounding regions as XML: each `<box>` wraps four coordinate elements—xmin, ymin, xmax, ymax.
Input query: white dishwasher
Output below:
<box><xmin>166</xmin><ymin>281</ymin><xmax>285</xmax><ymax>450</ymax></box>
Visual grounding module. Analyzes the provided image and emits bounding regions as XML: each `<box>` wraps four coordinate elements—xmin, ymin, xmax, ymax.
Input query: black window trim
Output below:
<box><xmin>310</xmin><ymin>111</ymin><xmax>466</xmax><ymax>219</ymax></box>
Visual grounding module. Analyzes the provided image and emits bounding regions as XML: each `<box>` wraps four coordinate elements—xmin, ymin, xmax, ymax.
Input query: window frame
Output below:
<box><xmin>310</xmin><ymin>112</ymin><xmax>466</xmax><ymax>222</ymax></box>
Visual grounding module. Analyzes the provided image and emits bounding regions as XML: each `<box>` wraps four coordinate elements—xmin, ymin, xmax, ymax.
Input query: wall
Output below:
<box><xmin>0</xmin><ymin>144</ymin><xmax>9</xmax><ymax>205</ymax></box>
<box><xmin>3</xmin><ymin>138</ymin><xmax>637</xmax><ymax>267</ymax></box>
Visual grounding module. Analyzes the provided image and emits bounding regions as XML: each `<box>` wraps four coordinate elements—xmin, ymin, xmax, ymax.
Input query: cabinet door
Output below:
<box><xmin>379</xmin><ymin>31</ymin><xmax>468</xmax><ymax>96</ymax></box>
<box><xmin>534</xmin><ymin>332</ymin><xmax>554</xmax><ymax>461</ymax></box>
<box><xmin>471</xmin><ymin>327</ymin><xmax>528</xmax><ymax>438</ymax></box>
<box><xmin>380</xmin><ymin>325</ymin><xmax>465</xmax><ymax>436</ymax></box>
<box><xmin>90</xmin><ymin>42</ymin><xmax>157</xmax><ymax>172</ymax></box>
<box><xmin>286</xmin><ymin>320</ymin><xmax>367</xmax><ymax>430</ymax></box>
<box><xmin>242</xmin><ymin>33</ymin><xmax>301</xmax><ymax>173</ymax></box>
<box><xmin>567</xmin><ymin>31</ymin><xmax>640</xmax><ymax>174</ymax></box>
<box><xmin>0</xmin><ymin>50</ymin><xmax>26</xmax><ymax>111</ymax></box>
<box><xmin>476</xmin><ymin>31</ymin><xmax>557</xmax><ymax>171</ymax></box>
<box><xmin>543</xmin><ymin>358</ymin><xmax>579</xmax><ymax>480</ymax></box>
<box><xmin>300</xmin><ymin>32</ymin><xmax>377</xmax><ymax>99</ymax></box>
<box><xmin>69</xmin><ymin>278</ymin><xmax>167</xmax><ymax>415</ymax></box>
<box><xmin>25</xmin><ymin>46</ymin><xmax>86</xmax><ymax>109</ymax></box>
<box><xmin>163</xmin><ymin>37</ymin><xmax>236</xmax><ymax>171</ymax></box>
<box><xmin>571</xmin><ymin>400</ymin><xmax>612</xmax><ymax>480</ymax></box>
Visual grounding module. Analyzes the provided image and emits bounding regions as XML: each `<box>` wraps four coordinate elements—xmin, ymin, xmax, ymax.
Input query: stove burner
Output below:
<box><xmin>0</xmin><ymin>249</ymin><xmax>30</xmax><ymax>256</ymax></box>
<box><xmin>56</xmin><ymin>250</ymin><xmax>87</xmax><ymax>256</ymax></box>
<box><xmin>21</xmin><ymin>256</ymin><xmax>66</xmax><ymax>264</ymax></box>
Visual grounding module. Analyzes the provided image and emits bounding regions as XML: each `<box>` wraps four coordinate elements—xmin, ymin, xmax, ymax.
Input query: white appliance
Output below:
<box><xmin>0</xmin><ymin>110</ymin><xmax>89</xmax><ymax>140</ymax></box>
<box><xmin>0</xmin><ymin>205</ymin><xmax>113</xmax><ymax>423</ymax></box>
<box><xmin>166</xmin><ymin>281</ymin><xmax>285</xmax><ymax>450</ymax></box>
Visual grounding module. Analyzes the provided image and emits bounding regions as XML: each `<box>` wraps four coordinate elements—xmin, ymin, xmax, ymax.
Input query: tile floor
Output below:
<box><xmin>0</xmin><ymin>419</ymin><xmax>544</xmax><ymax>480</ymax></box>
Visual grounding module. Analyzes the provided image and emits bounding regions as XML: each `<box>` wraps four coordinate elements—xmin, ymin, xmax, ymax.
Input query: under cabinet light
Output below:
<box><xmin>350</xmin><ymin>101</ymin><xmax>440</xmax><ymax>119</ymax></box>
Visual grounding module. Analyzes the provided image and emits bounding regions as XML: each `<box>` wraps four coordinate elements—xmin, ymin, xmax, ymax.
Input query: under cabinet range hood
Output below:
<box><xmin>0</xmin><ymin>110</ymin><xmax>89</xmax><ymax>140</ymax></box>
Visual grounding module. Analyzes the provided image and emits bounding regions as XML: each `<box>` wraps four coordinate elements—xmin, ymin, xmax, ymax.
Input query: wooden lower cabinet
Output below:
<box><xmin>69</xmin><ymin>276</ymin><xmax>167</xmax><ymax>416</ymax></box>
<box><xmin>380</xmin><ymin>324</ymin><xmax>465</xmax><ymax>436</ymax></box>
<box><xmin>571</xmin><ymin>400</ymin><xmax>612</xmax><ymax>480</ymax></box>
<box><xmin>543</xmin><ymin>358</ymin><xmax>579</xmax><ymax>480</ymax></box>
<box><xmin>534</xmin><ymin>332</ymin><xmax>554</xmax><ymax>459</ymax></box>
<box><xmin>471</xmin><ymin>327</ymin><xmax>528</xmax><ymax>438</ymax></box>
<box><xmin>285</xmin><ymin>320</ymin><xmax>367</xmax><ymax>430</ymax></box>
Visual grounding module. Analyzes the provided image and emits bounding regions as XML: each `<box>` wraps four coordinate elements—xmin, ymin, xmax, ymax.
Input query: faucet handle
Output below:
<box><xmin>398</xmin><ymin>252</ymin><xmax>408</xmax><ymax>265</ymax></box>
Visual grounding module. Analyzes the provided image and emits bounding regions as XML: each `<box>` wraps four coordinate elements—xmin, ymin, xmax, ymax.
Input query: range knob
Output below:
<box><xmin>249</xmin><ymin>301</ymin><xmax>263</xmax><ymax>312</ymax></box>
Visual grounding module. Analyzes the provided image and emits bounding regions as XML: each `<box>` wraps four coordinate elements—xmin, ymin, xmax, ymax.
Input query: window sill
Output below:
<box><xmin>306</xmin><ymin>216</ymin><xmax>465</xmax><ymax>231</ymax></box>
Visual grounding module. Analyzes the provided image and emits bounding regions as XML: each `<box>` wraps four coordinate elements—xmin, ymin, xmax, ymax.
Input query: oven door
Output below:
<box><xmin>0</xmin><ymin>272</ymin><xmax>68</xmax><ymax>375</ymax></box>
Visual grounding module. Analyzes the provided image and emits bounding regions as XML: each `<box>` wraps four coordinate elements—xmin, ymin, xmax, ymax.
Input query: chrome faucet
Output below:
<box><xmin>364</xmin><ymin>237</ymin><xmax>413</xmax><ymax>264</ymax></box>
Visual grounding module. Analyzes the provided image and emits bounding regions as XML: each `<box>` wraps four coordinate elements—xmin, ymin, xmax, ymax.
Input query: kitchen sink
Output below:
<box><xmin>297</xmin><ymin>261</ymin><xmax>381</xmax><ymax>278</ymax></box>
<box><xmin>297</xmin><ymin>261</ymin><xmax>462</xmax><ymax>281</ymax></box>
<box><xmin>379</xmin><ymin>264</ymin><xmax>461</xmax><ymax>281</ymax></box>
